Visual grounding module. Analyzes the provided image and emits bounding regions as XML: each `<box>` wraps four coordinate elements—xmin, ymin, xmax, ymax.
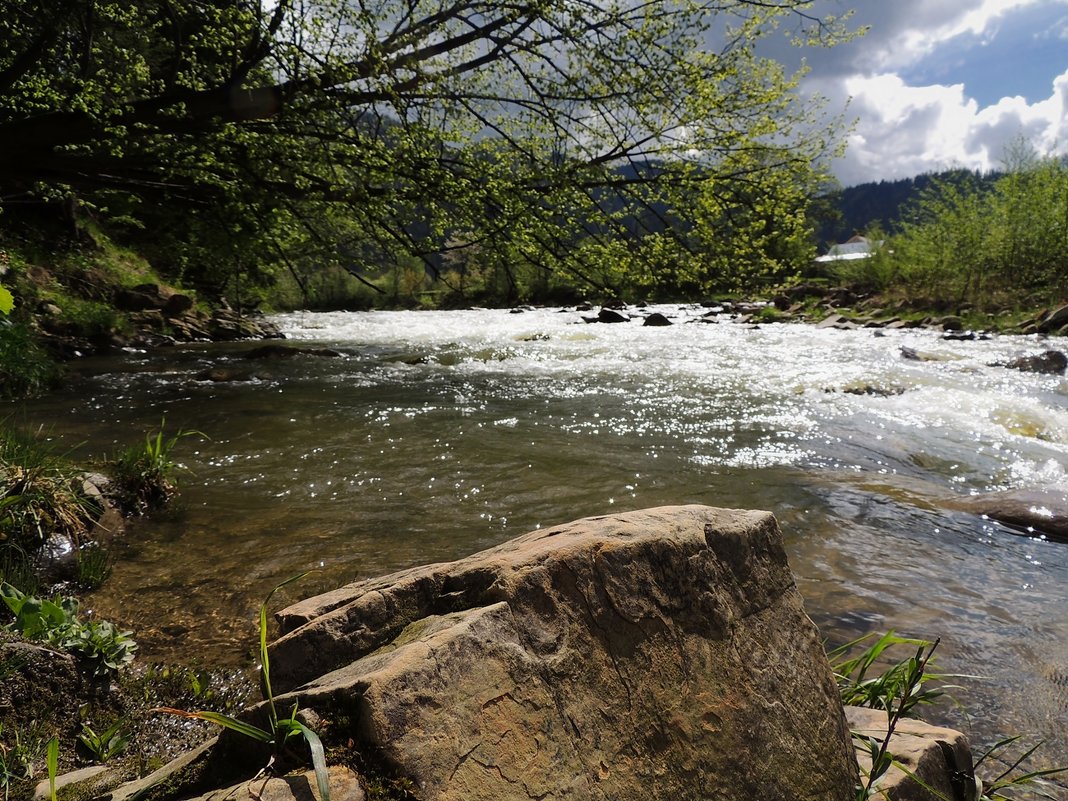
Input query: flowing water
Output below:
<box><xmin>7</xmin><ymin>305</ymin><xmax>1068</xmax><ymax>777</ymax></box>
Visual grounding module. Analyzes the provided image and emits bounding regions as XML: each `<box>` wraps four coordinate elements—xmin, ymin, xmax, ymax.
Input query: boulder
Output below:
<box><xmin>642</xmin><ymin>312</ymin><xmax>672</xmax><ymax>326</ymax></box>
<box><xmin>817</xmin><ymin>313</ymin><xmax>852</xmax><ymax>329</ymax></box>
<box><xmin>163</xmin><ymin>293</ymin><xmax>196</xmax><ymax>317</ymax></box>
<box><xmin>115</xmin><ymin>283</ymin><xmax>175</xmax><ymax>312</ymax></box>
<box><xmin>900</xmin><ymin>347</ymin><xmax>956</xmax><ymax>363</ymax></box>
<box><xmin>266</xmin><ymin>506</ymin><xmax>856</xmax><ymax>801</ymax></box>
<box><xmin>951</xmin><ymin>487</ymin><xmax>1068</xmax><ymax>542</ymax></box>
<box><xmin>1003</xmin><ymin>350</ymin><xmax>1067</xmax><ymax>375</ymax></box>
<box><xmin>182</xmin><ymin>767</ymin><xmax>366</xmax><ymax>801</ymax></box>
<box><xmin>937</xmin><ymin>316</ymin><xmax>964</xmax><ymax>332</ymax></box>
<box><xmin>208</xmin><ymin>310</ymin><xmax>284</xmax><ymax>341</ymax></box>
<box><xmin>243</xmin><ymin>344</ymin><xmax>342</xmax><ymax>360</ymax></box>
<box><xmin>847</xmin><ymin>706</ymin><xmax>977</xmax><ymax>801</ymax></box>
<box><xmin>165</xmin><ymin>312</ymin><xmax>213</xmax><ymax>341</ymax></box>
<box><xmin>596</xmin><ymin>307</ymin><xmax>629</xmax><ymax>323</ymax></box>
<box><xmin>33</xmin><ymin>766</ymin><xmax>110</xmax><ymax>801</ymax></box>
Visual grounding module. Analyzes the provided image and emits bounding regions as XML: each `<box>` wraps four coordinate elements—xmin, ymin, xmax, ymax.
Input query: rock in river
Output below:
<box><xmin>952</xmin><ymin>487</ymin><xmax>1068</xmax><ymax>542</ymax></box>
<box><xmin>265</xmin><ymin>505</ymin><xmax>856</xmax><ymax>801</ymax></box>
<box><xmin>1002</xmin><ymin>349</ymin><xmax>1068</xmax><ymax>375</ymax></box>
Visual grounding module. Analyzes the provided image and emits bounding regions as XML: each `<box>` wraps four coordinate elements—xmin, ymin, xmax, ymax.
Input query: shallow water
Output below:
<box><xmin>8</xmin><ymin>305</ymin><xmax>1068</xmax><ymax>780</ymax></box>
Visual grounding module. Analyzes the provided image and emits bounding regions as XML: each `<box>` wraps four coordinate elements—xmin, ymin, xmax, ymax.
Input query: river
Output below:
<box><xmin>8</xmin><ymin>305</ymin><xmax>1068</xmax><ymax>780</ymax></box>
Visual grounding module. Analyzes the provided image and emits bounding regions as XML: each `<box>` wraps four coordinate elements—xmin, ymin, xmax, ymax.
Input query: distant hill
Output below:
<box><xmin>815</xmin><ymin>168</ymin><xmax>998</xmax><ymax>248</ymax></box>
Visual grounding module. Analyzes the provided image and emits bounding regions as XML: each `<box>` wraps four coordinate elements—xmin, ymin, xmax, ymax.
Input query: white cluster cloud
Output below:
<box><xmin>813</xmin><ymin>68</ymin><xmax>1068</xmax><ymax>185</ymax></box>
<box><xmin>795</xmin><ymin>0</ymin><xmax>1068</xmax><ymax>184</ymax></box>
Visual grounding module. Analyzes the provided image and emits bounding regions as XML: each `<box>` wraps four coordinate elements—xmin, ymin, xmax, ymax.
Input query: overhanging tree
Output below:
<box><xmin>0</xmin><ymin>0</ymin><xmax>853</xmax><ymax>297</ymax></box>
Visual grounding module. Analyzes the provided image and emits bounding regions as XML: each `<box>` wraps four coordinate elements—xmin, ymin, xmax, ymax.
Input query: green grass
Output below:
<box><xmin>108</xmin><ymin>421</ymin><xmax>202</xmax><ymax>515</ymax></box>
<box><xmin>0</xmin><ymin>423</ymin><xmax>98</xmax><ymax>557</ymax></box>
<box><xmin>154</xmin><ymin>573</ymin><xmax>331</xmax><ymax>801</ymax></box>
<box><xmin>0</xmin><ymin>322</ymin><xmax>60</xmax><ymax>400</ymax></box>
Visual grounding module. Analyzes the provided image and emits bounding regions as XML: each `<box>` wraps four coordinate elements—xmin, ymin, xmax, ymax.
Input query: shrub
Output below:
<box><xmin>0</xmin><ymin>424</ymin><xmax>98</xmax><ymax>555</ymax></box>
<box><xmin>0</xmin><ymin>321</ymin><xmax>59</xmax><ymax>400</ymax></box>
<box><xmin>831</xmin><ymin>631</ymin><xmax>1068</xmax><ymax>800</ymax></box>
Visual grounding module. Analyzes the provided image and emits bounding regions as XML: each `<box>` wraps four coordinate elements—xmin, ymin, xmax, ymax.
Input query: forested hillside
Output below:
<box><xmin>816</xmin><ymin>169</ymin><xmax>998</xmax><ymax>246</ymax></box>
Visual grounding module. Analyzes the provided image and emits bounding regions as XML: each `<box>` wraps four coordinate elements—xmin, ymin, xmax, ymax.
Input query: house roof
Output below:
<box><xmin>815</xmin><ymin>236</ymin><xmax>880</xmax><ymax>263</ymax></box>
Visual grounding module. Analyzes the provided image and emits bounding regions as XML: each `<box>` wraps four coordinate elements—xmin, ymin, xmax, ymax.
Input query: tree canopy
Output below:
<box><xmin>0</xmin><ymin>0</ymin><xmax>852</xmax><ymax>300</ymax></box>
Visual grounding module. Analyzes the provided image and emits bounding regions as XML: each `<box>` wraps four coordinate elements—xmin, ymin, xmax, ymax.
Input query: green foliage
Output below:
<box><xmin>109</xmin><ymin>421</ymin><xmax>202</xmax><ymax>515</ymax></box>
<box><xmin>0</xmin><ymin>321</ymin><xmax>60</xmax><ymax>400</ymax></box>
<box><xmin>832</xmin><ymin>632</ymin><xmax>1067</xmax><ymax>801</ymax></box>
<box><xmin>0</xmin><ymin>286</ymin><xmax>12</xmax><ymax>316</ymax></box>
<box><xmin>0</xmin><ymin>544</ymin><xmax>39</xmax><ymax>597</ymax></box>
<box><xmin>0</xmin><ymin>0</ymin><xmax>854</xmax><ymax>301</ymax></box>
<box><xmin>832</xmin><ymin>633</ymin><xmax>945</xmax><ymax>800</ymax></box>
<box><xmin>973</xmin><ymin>736</ymin><xmax>1068</xmax><ymax>800</ymax></box>
<box><xmin>831</xmin><ymin>630</ymin><xmax>950</xmax><ymax>715</ymax></box>
<box><xmin>154</xmin><ymin>573</ymin><xmax>330</xmax><ymax>801</ymax></box>
<box><xmin>75</xmin><ymin>543</ymin><xmax>112</xmax><ymax>590</ymax></box>
<box><xmin>45</xmin><ymin>737</ymin><xmax>57</xmax><ymax>801</ymax></box>
<box><xmin>0</xmin><ymin>720</ymin><xmax>42</xmax><ymax>801</ymax></box>
<box><xmin>883</xmin><ymin>146</ymin><xmax>1068</xmax><ymax>307</ymax></box>
<box><xmin>56</xmin><ymin>297</ymin><xmax>124</xmax><ymax>339</ymax></box>
<box><xmin>0</xmin><ymin>423</ymin><xmax>98</xmax><ymax>554</ymax></box>
<box><xmin>77</xmin><ymin>719</ymin><xmax>131</xmax><ymax>764</ymax></box>
<box><xmin>0</xmin><ymin>581</ymin><xmax>137</xmax><ymax>677</ymax></box>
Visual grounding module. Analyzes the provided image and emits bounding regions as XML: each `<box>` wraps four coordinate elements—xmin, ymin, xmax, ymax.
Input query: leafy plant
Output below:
<box><xmin>0</xmin><ymin>322</ymin><xmax>60</xmax><ymax>400</ymax></box>
<box><xmin>842</xmin><ymin>636</ymin><xmax>943</xmax><ymax>801</ymax></box>
<box><xmin>0</xmin><ymin>721</ymin><xmax>40</xmax><ymax>801</ymax></box>
<box><xmin>154</xmin><ymin>573</ymin><xmax>330</xmax><ymax>801</ymax></box>
<box><xmin>109</xmin><ymin>420</ymin><xmax>203</xmax><ymax>514</ymax></box>
<box><xmin>832</xmin><ymin>632</ymin><xmax>1067</xmax><ymax>801</ymax></box>
<box><xmin>831</xmin><ymin>630</ymin><xmax>951</xmax><ymax>715</ymax></box>
<box><xmin>0</xmin><ymin>581</ymin><xmax>137</xmax><ymax>677</ymax></box>
<box><xmin>77</xmin><ymin>720</ymin><xmax>130</xmax><ymax>764</ymax></box>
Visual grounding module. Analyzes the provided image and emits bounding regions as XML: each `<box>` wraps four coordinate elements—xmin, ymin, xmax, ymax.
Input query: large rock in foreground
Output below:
<box><xmin>269</xmin><ymin>505</ymin><xmax>856</xmax><ymax>801</ymax></box>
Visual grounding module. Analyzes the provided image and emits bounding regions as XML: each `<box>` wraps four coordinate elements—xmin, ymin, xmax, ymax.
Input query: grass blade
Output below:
<box><xmin>294</xmin><ymin>720</ymin><xmax>331</xmax><ymax>801</ymax></box>
<box><xmin>259</xmin><ymin>572</ymin><xmax>309</xmax><ymax>724</ymax></box>
<box><xmin>152</xmin><ymin>707</ymin><xmax>273</xmax><ymax>743</ymax></box>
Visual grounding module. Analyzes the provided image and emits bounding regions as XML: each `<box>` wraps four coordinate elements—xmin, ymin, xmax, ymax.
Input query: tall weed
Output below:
<box><xmin>154</xmin><ymin>573</ymin><xmax>330</xmax><ymax>801</ymax></box>
<box><xmin>832</xmin><ymin>632</ymin><xmax>1068</xmax><ymax>800</ymax></box>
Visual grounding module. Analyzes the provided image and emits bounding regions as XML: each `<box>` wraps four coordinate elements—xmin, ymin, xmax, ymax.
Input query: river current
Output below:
<box><xmin>9</xmin><ymin>305</ymin><xmax>1068</xmax><ymax>778</ymax></box>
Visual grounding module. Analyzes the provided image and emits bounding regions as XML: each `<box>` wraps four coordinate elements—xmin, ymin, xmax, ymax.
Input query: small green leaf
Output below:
<box><xmin>0</xmin><ymin>285</ymin><xmax>13</xmax><ymax>316</ymax></box>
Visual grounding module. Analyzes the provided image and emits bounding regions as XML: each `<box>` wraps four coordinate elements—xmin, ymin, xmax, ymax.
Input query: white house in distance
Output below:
<box><xmin>815</xmin><ymin>234</ymin><xmax>880</xmax><ymax>263</ymax></box>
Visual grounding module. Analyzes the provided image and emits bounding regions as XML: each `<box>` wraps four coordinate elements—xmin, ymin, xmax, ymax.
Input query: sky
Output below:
<box><xmin>790</xmin><ymin>0</ymin><xmax>1068</xmax><ymax>186</ymax></box>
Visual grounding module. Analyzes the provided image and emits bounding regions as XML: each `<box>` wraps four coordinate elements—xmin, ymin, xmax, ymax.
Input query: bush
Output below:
<box><xmin>0</xmin><ymin>321</ymin><xmax>59</xmax><ymax>400</ymax></box>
